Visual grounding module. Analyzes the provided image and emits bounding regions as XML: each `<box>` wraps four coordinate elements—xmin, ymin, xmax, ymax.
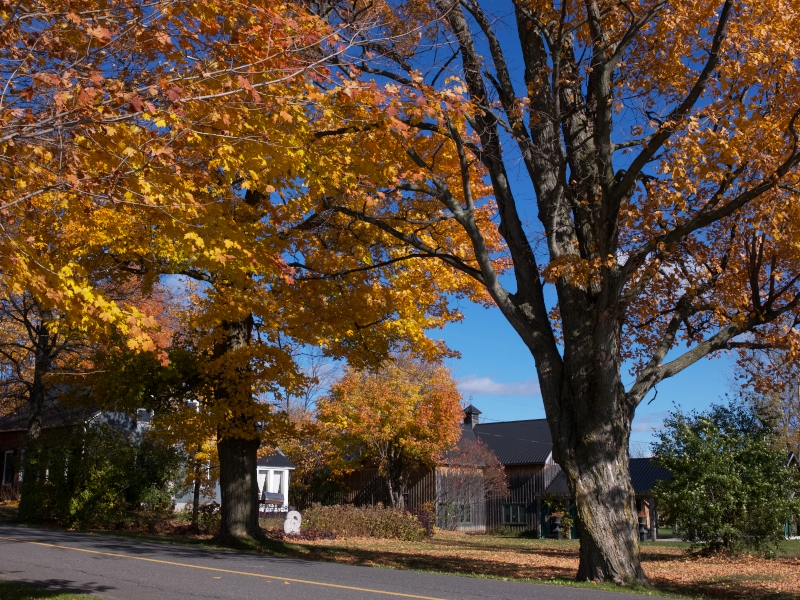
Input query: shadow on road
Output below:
<box><xmin>0</xmin><ymin>576</ymin><xmax>115</xmax><ymax>598</ymax></box>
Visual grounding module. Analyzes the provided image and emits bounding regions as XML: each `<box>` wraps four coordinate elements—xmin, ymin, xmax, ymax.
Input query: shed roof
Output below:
<box><xmin>257</xmin><ymin>450</ymin><xmax>295</xmax><ymax>470</ymax></box>
<box><xmin>472</xmin><ymin>419</ymin><xmax>553</xmax><ymax>465</ymax></box>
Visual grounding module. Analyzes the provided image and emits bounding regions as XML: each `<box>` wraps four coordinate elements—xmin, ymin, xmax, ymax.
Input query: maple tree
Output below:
<box><xmin>317</xmin><ymin>354</ymin><xmax>463</xmax><ymax>508</ymax></box>
<box><xmin>270</xmin><ymin>405</ymin><xmax>346</xmax><ymax>508</ymax></box>
<box><xmin>0</xmin><ymin>0</ymin><xmax>362</xmax><ymax>349</ymax></box>
<box><xmin>1</xmin><ymin>0</ymin><xmax>459</xmax><ymax>540</ymax></box>
<box><xmin>281</xmin><ymin>0</ymin><xmax>800</xmax><ymax>584</ymax></box>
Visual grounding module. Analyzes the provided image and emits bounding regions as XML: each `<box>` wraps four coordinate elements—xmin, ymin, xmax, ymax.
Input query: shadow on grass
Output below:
<box><xmin>288</xmin><ymin>541</ymin><xmax>578</xmax><ymax>580</ymax></box>
<box><xmin>0</xmin><ymin>503</ymin><xmax>19</xmax><ymax>524</ymax></box>
<box><xmin>0</xmin><ymin>578</ymin><xmax>108</xmax><ymax>599</ymax></box>
<box><xmin>652</xmin><ymin>577</ymin><xmax>798</xmax><ymax>600</ymax></box>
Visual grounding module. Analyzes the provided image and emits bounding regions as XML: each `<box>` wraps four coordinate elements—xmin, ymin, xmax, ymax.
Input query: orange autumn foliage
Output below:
<box><xmin>317</xmin><ymin>355</ymin><xmax>464</xmax><ymax>508</ymax></box>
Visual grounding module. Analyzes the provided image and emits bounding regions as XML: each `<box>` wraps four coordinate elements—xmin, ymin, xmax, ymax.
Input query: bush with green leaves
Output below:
<box><xmin>302</xmin><ymin>503</ymin><xmax>427</xmax><ymax>540</ymax></box>
<box><xmin>20</xmin><ymin>422</ymin><xmax>185</xmax><ymax>529</ymax></box>
<box><xmin>653</xmin><ymin>402</ymin><xmax>800</xmax><ymax>554</ymax></box>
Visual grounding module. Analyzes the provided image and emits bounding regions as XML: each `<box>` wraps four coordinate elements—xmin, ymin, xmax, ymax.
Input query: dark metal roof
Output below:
<box><xmin>629</xmin><ymin>457</ymin><xmax>671</xmax><ymax>492</ymax></box>
<box><xmin>257</xmin><ymin>450</ymin><xmax>295</xmax><ymax>469</ymax></box>
<box><xmin>543</xmin><ymin>471</ymin><xmax>569</xmax><ymax>495</ymax></box>
<box><xmin>543</xmin><ymin>457</ymin><xmax>671</xmax><ymax>496</ymax></box>
<box><xmin>472</xmin><ymin>419</ymin><xmax>553</xmax><ymax>465</ymax></box>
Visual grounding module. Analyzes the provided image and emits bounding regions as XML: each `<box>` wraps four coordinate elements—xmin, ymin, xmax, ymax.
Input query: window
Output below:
<box><xmin>502</xmin><ymin>504</ymin><xmax>526</xmax><ymax>524</ymax></box>
<box><xmin>2</xmin><ymin>450</ymin><xmax>14</xmax><ymax>486</ymax></box>
<box><xmin>437</xmin><ymin>502</ymin><xmax>472</xmax><ymax>527</ymax></box>
<box><xmin>459</xmin><ymin>503</ymin><xmax>472</xmax><ymax>524</ymax></box>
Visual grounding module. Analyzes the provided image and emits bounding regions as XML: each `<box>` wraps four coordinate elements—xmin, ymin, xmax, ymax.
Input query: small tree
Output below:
<box><xmin>436</xmin><ymin>439</ymin><xmax>507</xmax><ymax>530</ymax></box>
<box><xmin>317</xmin><ymin>355</ymin><xmax>463</xmax><ymax>509</ymax></box>
<box><xmin>653</xmin><ymin>403</ymin><xmax>800</xmax><ymax>554</ymax></box>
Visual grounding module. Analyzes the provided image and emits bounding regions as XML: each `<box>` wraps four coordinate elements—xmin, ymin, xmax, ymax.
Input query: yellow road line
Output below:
<box><xmin>0</xmin><ymin>534</ymin><xmax>445</xmax><ymax>599</ymax></box>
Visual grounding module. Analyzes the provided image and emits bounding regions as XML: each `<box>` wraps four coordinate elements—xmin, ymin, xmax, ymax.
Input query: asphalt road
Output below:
<box><xmin>0</xmin><ymin>524</ymin><xmax>666</xmax><ymax>600</ymax></box>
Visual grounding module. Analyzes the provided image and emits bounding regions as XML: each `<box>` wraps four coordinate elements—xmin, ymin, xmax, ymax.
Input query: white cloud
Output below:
<box><xmin>631</xmin><ymin>410</ymin><xmax>669</xmax><ymax>433</ymax></box>
<box><xmin>458</xmin><ymin>375</ymin><xmax>540</xmax><ymax>397</ymax></box>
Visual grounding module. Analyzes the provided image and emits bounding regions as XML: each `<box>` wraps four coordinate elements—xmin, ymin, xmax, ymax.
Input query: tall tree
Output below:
<box><xmin>2</xmin><ymin>1</ymin><xmax>483</xmax><ymax>541</ymax></box>
<box><xmin>290</xmin><ymin>0</ymin><xmax>800</xmax><ymax>584</ymax></box>
<box><xmin>317</xmin><ymin>354</ymin><xmax>464</xmax><ymax>508</ymax></box>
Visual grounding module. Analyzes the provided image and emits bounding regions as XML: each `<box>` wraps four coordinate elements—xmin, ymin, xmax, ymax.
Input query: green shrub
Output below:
<box><xmin>653</xmin><ymin>402</ymin><xmax>800</xmax><ymax>554</ymax></box>
<box><xmin>19</xmin><ymin>422</ymin><xmax>185</xmax><ymax>529</ymax></box>
<box><xmin>302</xmin><ymin>503</ymin><xmax>427</xmax><ymax>540</ymax></box>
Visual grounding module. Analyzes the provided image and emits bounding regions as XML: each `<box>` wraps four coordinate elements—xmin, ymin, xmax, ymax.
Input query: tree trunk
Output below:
<box><xmin>217</xmin><ymin>435</ymin><xmax>260</xmax><ymax>540</ymax></box>
<box><xmin>19</xmin><ymin>309</ymin><xmax>54</xmax><ymax>519</ymax></box>
<box><xmin>26</xmin><ymin>310</ymin><xmax>53</xmax><ymax>442</ymax></box>
<box><xmin>544</xmin><ymin>332</ymin><xmax>648</xmax><ymax>585</ymax></box>
<box><xmin>383</xmin><ymin>447</ymin><xmax>407</xmax><ymax>509</ymax></box>
<box><xmin>211</xmin><ymin>315</ymin><xmax>262</xmax><ymax>542</ymax></box>
<box><xmin>191</xmin><ymin>457</ymin><xmax>202</xmax><ymax>530</ymax></box>
<box><xmin>385</xmin><ymin>479</ymin><xmax>406</xmax><ymax>509</ymax></box>
<box><xmin>569</xmin><ymin>446</ymin><xmax>645</xmax><ymax>583</ymax></box>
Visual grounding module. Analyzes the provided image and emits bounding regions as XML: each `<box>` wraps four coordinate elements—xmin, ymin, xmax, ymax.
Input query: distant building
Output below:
<box><xmin>0</xmin><ymin>400</ymin><xmax>151</xmax><ymax>498</ymax></box>
<box><xmin>0</xmin><ymin>400</ymin><xmax>294</xmax><ymax>513</ymax></box>
<box><xmin>341</xmin><ymin>404</ymin><xmax>670</xmax><ymax>538</ymax></box>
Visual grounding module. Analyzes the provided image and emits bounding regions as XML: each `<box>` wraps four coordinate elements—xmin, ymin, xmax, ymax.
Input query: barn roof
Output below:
<box><xmin>472</xmin><ymin>419</ymin><xmax>553</xmax><ymax>465</ymax></box>
<box><xmin>543</xmin><ymin>457</ymin><xmax>671</xmax><ymax>496</ymax></box>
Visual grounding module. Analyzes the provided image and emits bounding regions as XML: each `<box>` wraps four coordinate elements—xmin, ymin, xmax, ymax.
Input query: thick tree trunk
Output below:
<box><xmin>211</xmin><ymin>315</ymin><xmax>263</xmax><ymax>542</ymax></box>
<box><xmin>568</xmin><ymin>444</ymin><xmax>645</xmax><ymax>584</ymax></box>
<box><xmin>217</xmin><ymin>435</ymin><xmax>260</xmax><ymax>540</ymax></box>
<box><xmin>544</xmin><ymin>331</ymin><xmax>648</xmax><ymax>585</ymax></box>
<box><xmin>26</xmin><ymin>311</ymin><xmax>53</xmax><ymax>442</ymax></box>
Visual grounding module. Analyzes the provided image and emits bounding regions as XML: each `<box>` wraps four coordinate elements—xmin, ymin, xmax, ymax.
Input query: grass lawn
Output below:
<box><xmin>0</xmin><ymin>579</ymin><xmax>101</xmax><ymax>600</ymax></box>
<box><xmin>0</xmin><ymin>501</ymin><xmax>19</xmax><ymax>523</ymax></box>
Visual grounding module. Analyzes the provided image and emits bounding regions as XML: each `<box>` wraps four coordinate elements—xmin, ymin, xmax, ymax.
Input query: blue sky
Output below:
<box><xmin>437</xmin><ymin>299</ymin><xmax>736</xmax><ymax>450</ymax></box>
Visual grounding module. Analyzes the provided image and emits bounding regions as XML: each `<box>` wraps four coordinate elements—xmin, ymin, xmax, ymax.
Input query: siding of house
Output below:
<box><xmin>436</xmin><ymin>466</ymin><xmax>486</xmax><ymax>532</ymax></box>
<box><xmin>485</xmin><ymin>458</ymin><xmax>561</xmax><ymax>534</ymax></box>
<box><xmin>340</xmin><ymin>467</ymin><xmax>487</xmax><ymax>532</ymax></box>
<box><xmin>342</xmin><ymin>467</ymin><xmax>437</xmax><ymax>509</ymax></box>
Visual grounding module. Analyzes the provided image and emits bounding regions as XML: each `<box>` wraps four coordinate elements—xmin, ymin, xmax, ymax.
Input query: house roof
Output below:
<box><xmin>0</xmin><ymin>399</ymin><xmax>96</xmax><ymax>433</ymax></box>
<box><xmin>257</xmin><ymin>449</ymin><xmax>295</xmax><ymax>470</ymax></box>
<box><xmin>472</xmin><ymin>419</ymin><xmax>553</xmax><ymax>465</ymax></box>
<box><xmin>543</xmin><ymin>457</ymin><xmax>671</xmax><ymax>496</ymax></box>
